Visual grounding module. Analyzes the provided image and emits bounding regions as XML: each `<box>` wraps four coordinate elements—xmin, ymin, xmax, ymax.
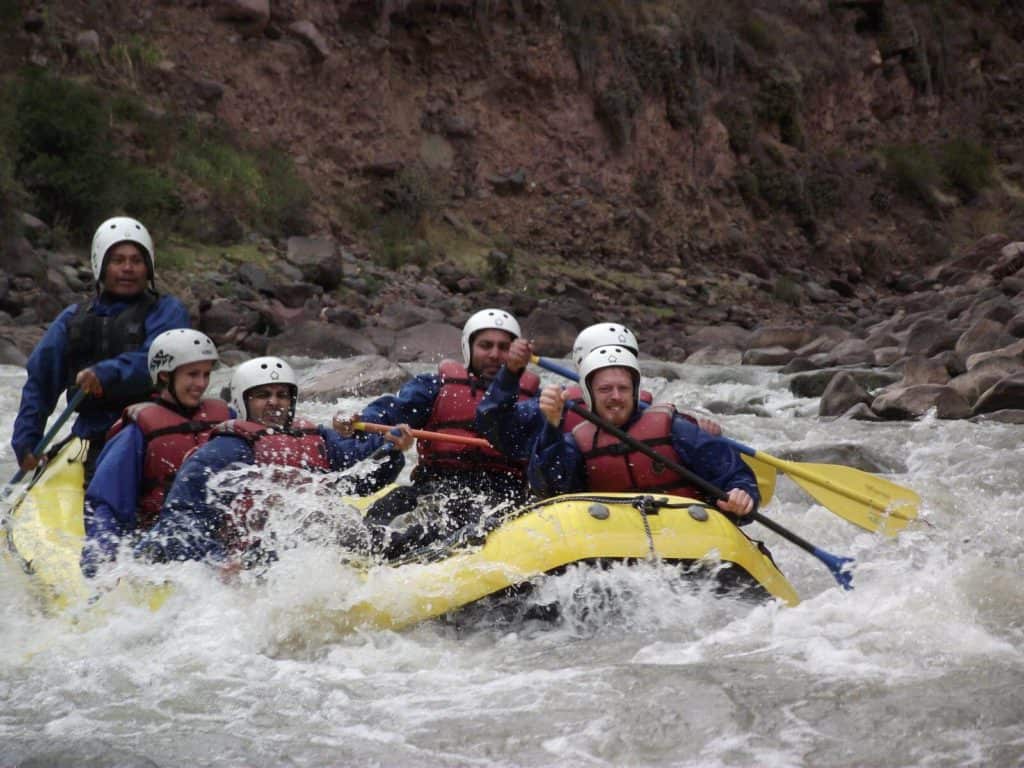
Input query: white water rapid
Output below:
<box><xmin>1</xmin><ymin>359</ymin><xmax>1021</xmax><ymax>767</ymax></box>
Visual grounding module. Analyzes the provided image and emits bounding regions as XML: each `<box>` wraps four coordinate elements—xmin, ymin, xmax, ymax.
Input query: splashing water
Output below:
<box><xmin>1</xmin><ymin>361</ymin><xmax>1022</xmax><ymax>767</ymax></box>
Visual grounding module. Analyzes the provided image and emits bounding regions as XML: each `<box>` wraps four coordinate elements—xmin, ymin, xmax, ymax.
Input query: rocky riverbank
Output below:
<box><xmin>3</xmin><ymin>219</ymin><xmax>1022</xmax><ymax>423</ymax></box>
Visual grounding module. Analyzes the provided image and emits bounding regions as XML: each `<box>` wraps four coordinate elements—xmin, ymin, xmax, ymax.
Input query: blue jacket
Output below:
<box><xmin>360</xmin><ymin>372</ymin><xmax>442</xmax><ymax>429</ymax></box>
<box><xmin>475</xmin><ymin>366</ymin><xmax>555</xmax><ymax>461</ymax></box>
<box><xmin>132</xmin><ymin>425</ymin><xmax>403</xmax><ymax>563</ymax></box>
<box><xmin>11</xmin><ymin>293</ymin><xmax>189</xmax><ymax>463</ymax></box>
<box><xmin>527</xmin><ymin>408</ymin><xmax>760</xmax><ymax>520</ymax></box>
<box><xmin>80</xmin><ymin>403</ymin><xmax>238</xmax><ymax>575</ymax></box>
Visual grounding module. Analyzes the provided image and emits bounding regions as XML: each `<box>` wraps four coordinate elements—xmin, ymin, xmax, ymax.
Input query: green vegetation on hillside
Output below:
<box><xmin>883</xmin><ymin>138</ymin><xmax>994</xmax><ymax>208</ymax></box>
<box><xmin>0</xmin><ymin>67</ymin><xmax>310</xmax><ymax>244</ymax></box>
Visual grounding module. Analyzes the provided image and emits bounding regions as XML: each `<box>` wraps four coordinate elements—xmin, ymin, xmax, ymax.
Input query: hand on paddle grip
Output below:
<box><xmin>538</xmin><ymin>384</ymin><xmax>569</xmax><ymax>427</ymax></box>
<box><xmin>716</xmin><ymin>488</ymin><xmax>754</xmax><ymax>517</ymax></box>
<box><xmin>505</xmin><ymin>338</ymin><xmax>534</xmax><ymax>374</ymax></box>
<box><xmin>332</xmin><ymin>412</ymin><xmax>359</xmax><ymax>437</ymax></box>
<box><xmin>75</xmin><ymin>368</ymin><xmax>104</xmax><ymax>397</ymax></box>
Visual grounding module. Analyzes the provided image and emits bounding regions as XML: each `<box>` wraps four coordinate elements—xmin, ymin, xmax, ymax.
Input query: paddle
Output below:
<box><xmin>1</xmin><ymin>389</ymin><xmax>87</xmax><ymax>505</ymax></box>
<box><xmin>531</xmin><ymin>354</ymin><xmax>918</xmax><ymax>537</ymax></box>
<box><xmin>565</xmin><ymin>401</ymin><xmax>854</xmax><ymax>589</ymax></box>
<box><xmin>352</xmin><ymin>421</ymin><xmax>493</xmax><ymax>450</ymax></box>
<box><xmin>720</xmin><ymin>439</ymin><xmax>919</xmax><ymax>537</ymax></box>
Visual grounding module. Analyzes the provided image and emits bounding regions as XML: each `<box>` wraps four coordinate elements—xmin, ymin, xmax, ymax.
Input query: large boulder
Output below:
<box><xmin>522</xmin><ymin>307</ymin><xmax>577</xmax><ymax>357</ymax></box>
<box><xmin>819</xmin><ymin>371</ymin><xmax>873</xmax><ymax>418</ymax></box>
<box><xmin>746</xmin><ymin>324</ymin><xmax>816</xmax><ymax>350</ymax></box>
<box><xmin>789</xmin><ymin>367</ymin><xmax>900</xmax><ymax>398</ymax></box>
<box><xmin>971</xmin><ymin>372</ymin><xmax>1024</xmax><ymax>416</ymax></box>
<box><xmin>871</xmin><ymin>384</ymin><xmax>972</xmax><ymax>420</ymax></box>
<box><xmin>266</xmin><ymin>320</ymin><xmax>377</xmax><ymax>358</ymax></box>
<box><xmin>301</xmin><ymin>355</ymin><xmax>409</xmax><ymax>400</ymax></box>
<box><xmin>955</xmin><ymin>318</ymin><xmax>1016</xmax><ymax>360</ymax></box>
<box><xmin>949</xmin><ymin>357</ymin><xmax>1023</xmax><ymax>405</ymax></box>
<box><xmin>391</xmin><ymin>322</ymin><xmax>462</xmax><ymax>363</ymax></box>
<box><xmin>900</xmin><ymin>355</ymin><xmax>950</xmax><ymax>386</ymax></box>
<box><xmin>743</xmin><ymin>346</ymin><xmax>798</xmax><ymax>366</ymax></box>
<box><xmin>285</xmin><ymin>236</ymin><xmax>343</xmax><ymax>290</ymax></box>
<box><xmin>904</xmin><ymin>316</ymin><xmax>959</xmax><ymax>357</ymax></box>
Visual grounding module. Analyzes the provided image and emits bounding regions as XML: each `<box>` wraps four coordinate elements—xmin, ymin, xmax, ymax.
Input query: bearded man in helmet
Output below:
<box><xmin>336</xmin><ymin>308</ymin><xmax>539</xmax><ymax>558</ymax></box>
<box><xmin>11</xmin><ymin>217</ymin><xmax>189</xmax><ymax>480</ymax></box>
<box><xmin>81</xmin><ymin>329</ymin><xmax>232</xmax><ymax>576</ymax></box>
<box><xmin>134</xmin><ymin>357</ymin><xmax>408</xmax><ymax>566</ymax></box>
<box><xmin>529</xmin><ymin>346</ymin><xmax>758</xmax><ymax>521</ymax></box>
<box><xmin>477</xmin><ymin>321</ymin><xmax>721</xmax><ymax>463</ymax></box>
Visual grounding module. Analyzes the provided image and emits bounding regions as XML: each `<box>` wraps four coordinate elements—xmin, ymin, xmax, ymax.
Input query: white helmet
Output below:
<box><xmin>90</xmin><ymin>216</ymin><xmax>154</xmax><ymax>285</ymax></box>
<box><xmin>148</xmin><ymin>329</ymin><xmax>219</xmax><ymax>385</ymax></box>
<box><xmin>578</xmin><ymin>345</ymin><xmax>641</xmax><ymax>410</ymax></box>
<box><xmin>229</xmin><ymin>356</ymin><xmax>298</xmax><ymax>421</ymax></box>
<box><xmin>461</xmin><ymin>308</ymin><xmax>521</xmax><ymax>366</ymax></box>
<box><xmin>571</xmin><ymin>322</ymin><xmax>639</xmax><ymax>368</ymax></box>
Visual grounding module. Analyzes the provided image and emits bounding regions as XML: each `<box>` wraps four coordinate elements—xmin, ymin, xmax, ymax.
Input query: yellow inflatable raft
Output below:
<box><xmin>3</xmin><ymin>437</ymin><xmax>799</xmax><ymax>625</ymax></box>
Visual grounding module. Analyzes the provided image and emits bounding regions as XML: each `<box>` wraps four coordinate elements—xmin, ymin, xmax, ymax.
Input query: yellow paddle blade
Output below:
<box><xmin>742</xmin><ymin>454</ymin><xmax>777</xmax><ymax>508</ymax></box>
<box><xmin>762</xmin><ymin>455</ymin><xmax>920</xmax><ymax>537</ymax></box>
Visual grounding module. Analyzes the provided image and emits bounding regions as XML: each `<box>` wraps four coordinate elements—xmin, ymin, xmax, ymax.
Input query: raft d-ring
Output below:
<box><xmin>687</xmin><ymin>505</ymin><xmax>709</xmax><ymax>522</ymax></box>
<box><xmin>587</xmin><ymin>503</ymin><xmax>610</xmax><ymax>520</ymax></box>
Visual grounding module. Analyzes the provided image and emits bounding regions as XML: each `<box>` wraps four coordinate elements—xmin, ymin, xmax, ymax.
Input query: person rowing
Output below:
<box><xmin>11</xmin><ymin>216</ymin><xmax>189</xmax><ymax>482</ymax></box>
<box><xmin>527</xmin><ymin>346</ymin><xmax>757</xmax><ymax>520</ymax></box>
<box><xmin>336</xmin><ymin>308</ymin><xmax>538</xmax><ymax>558</ymax></box>
<box><xmin>81</xmin><ymin>329</ymin><xmax>231</xmax><ymax>577</ymax></box>
<box><xmin>476</xmin><ymin>321</ymin><xmax>721</xmax><ymax>465</ymax></box>
<box><xmin>134</xmin><ymin>357</ymin><xmax>408</xmax><ymax>567</ymax></box>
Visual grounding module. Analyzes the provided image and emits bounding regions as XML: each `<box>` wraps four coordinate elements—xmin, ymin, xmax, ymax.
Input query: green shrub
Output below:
<box><xmin>715</xmin><ymin>98</ymin><xmax>755</xmax><ymax>155</ymax></box>
<box><xmin>755</xmin><ymin>69</ymin><xmax>804</xmax><ymax>148</ymax></box>
<box><xmin>882</xmin><ymin>143</ymin><xmax>941</xmax><ymax>207</ymax></box>
<box><xmin>9</xmin><ymin>69</ymin><xmax>115</xmax><ymax>231</ymax></box>
<box><xmin>175</xmin><ymin>121</ymin><xmax>309</xmax><ymax>235</ymax></box>
<box><xmin>595</xmin><ymin>80</ymin><xmax>641</xmax><ymax>150</ymax></box>
<box><xmin>772</xmin><ymin>275</ymin><xmax>803</xmax><ymax>306</ymax></box>
<box><xmin>384</xmin><ymin>164</ymin><xmax>442</xmax><ymax>224</ymax></box>
<box><xmin>939</xmin><ymin>138</ymin><xmax>993</xmax><ymax>200</ymax></box>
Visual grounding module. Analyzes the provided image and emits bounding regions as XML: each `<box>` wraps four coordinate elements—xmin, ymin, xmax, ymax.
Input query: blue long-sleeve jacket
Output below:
<box><xmin>80</xmin><ymin>404</ymin><xmax>238</xmax><ymax>573</ymax></box>
<box><xmin>132</xmin><ymin>426</ymin><xmax>403</xmax><ymax>563</ymax></box>
<box><xmin>359</xmin><ymin>372</ymin><xmax>441</xmax><ymax>429</ymax></box>
<box><xmin>475</xmin><ymin>366</ymin><xmax>556</xmax><ymax>461</ymax></box>
<box><xmin>526</xmin><ymin>408</ymin><xmax>759</xmax><ymax>521</ymax></box>
<box><xmin>11</xmin><ymin>293</ymin><xmax>189</xmax><ymax>463</ymax></box>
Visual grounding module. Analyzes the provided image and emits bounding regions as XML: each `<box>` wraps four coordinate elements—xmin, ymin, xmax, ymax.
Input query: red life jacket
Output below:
<box><xmin>210</xmin><ymin>417</ymin><xmax>332</xmax><ymax>555</ymax></box>
<box><xmin>561</xmin><ymin>385</ymin><xmax>656</xmax><ymax>432</ymax></box>
<box><xmin>418</xmin><ymin>359</ymin><xmax>540</xmax><ymax>476</ymax></box>
<box><xmin>571</xmin><ymin>404</ymin><xmax>700</xmax><ymax>497</ymax></box>
<box><xmin>211</xmin><ymin>417</ymin><xmax>331</xmax><ymax>471</ymax></box>
<box><xmin>108</xmin><ymin>398</ymin><xmax>231</xmax><ymax>530</ymax></box>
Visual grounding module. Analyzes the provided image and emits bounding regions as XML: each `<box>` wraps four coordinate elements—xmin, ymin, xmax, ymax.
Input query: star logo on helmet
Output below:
<box><xmin>270</xmin><ymin>371</ymin><xmax>280</xmax><ymax>380</ymax></box>
<box><xmin>608</xmin><ymin>354</ymin><xmax>619</xmax><ymax>363</ymax></box>
<box><xmin>150</xmin><ymin>350</ymin><xmax>174</xmax><ymax>371</ymax></box>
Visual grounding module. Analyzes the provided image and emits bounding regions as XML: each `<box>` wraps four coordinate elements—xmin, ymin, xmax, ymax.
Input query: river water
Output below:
<box><xmin>1</xmin><ymin>359</ymin><xmax>1021</xmax><ymax>768</ymax></box>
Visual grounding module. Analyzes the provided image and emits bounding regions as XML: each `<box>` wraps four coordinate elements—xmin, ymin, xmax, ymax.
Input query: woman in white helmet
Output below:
<box><xmin>338</xmin><ymin>308</ymin><xmax>539</xmax><ymax>558</ymax></box>
<box><xmin>135</xmin><ymin>357</ymin><xmax>408</xmax><ymax>566</ymax></box>
<box><xmin>529</xmin><ymin>346</ymin><xmax>758</xmax><ymax>520</ymax></box>
<box><xmin>81</xmin><ymin>329</ymin><xmax>231</xmax><ymax>576</ymax></box>
<box><xmin>11</xmin><ymin>216</ymin><xmax>189</xmax><ymax>481</ymax></box>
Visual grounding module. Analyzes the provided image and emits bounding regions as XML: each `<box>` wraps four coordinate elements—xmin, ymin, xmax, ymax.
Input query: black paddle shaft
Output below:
<box><xmin>566</xmin><ymin>402</ymin><xmax>823</xmax><ymax>558</ymax></box>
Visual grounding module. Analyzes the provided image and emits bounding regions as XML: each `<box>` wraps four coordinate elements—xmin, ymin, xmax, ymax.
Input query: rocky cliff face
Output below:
<box><xmin>2</xmin><ymin>0</ymin><xmax>1024</xmax><ymax>362</ymax></box>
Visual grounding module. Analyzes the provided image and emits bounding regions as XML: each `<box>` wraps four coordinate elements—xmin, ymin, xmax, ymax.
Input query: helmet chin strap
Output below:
<box><xmin>166</xmin><ymin>371</ymin><xmax>189</xmax><ymax>412</ymax></box>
